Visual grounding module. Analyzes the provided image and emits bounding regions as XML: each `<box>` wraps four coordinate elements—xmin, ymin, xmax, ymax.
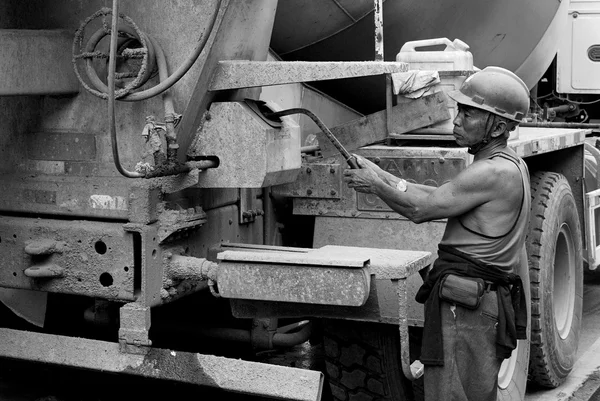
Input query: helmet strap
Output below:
<box><xmin>468</xmin><ymin>113</ymin><xmax>495</xmax><ymax>155</ymax></box>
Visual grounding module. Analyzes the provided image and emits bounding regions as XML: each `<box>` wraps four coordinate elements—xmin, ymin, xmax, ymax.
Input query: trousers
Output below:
<box><xmin>424</xmin><ymin>290</ymin><xmax>502</xmax><ymax>401</ymax></box>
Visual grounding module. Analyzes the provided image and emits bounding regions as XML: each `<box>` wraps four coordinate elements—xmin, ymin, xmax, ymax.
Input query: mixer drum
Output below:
<box><xmin>271</xmin><ymin>0</ymin><xmax>563</xmax><ymax>114</ymax></box>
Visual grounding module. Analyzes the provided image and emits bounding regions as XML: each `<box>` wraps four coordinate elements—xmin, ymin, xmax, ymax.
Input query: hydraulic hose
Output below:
<box><xmin>107</xmin><ymin>0</ymin><xmax>144</xmax><ymax>178</ymax></box>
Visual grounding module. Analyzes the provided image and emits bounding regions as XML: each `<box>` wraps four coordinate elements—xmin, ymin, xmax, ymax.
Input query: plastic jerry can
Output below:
<box><xmin>396</xmin><ymin>38</ymin><xmax>473</xmax><ymax>135</ymax></box>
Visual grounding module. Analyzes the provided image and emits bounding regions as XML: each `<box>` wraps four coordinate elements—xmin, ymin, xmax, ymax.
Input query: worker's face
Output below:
<box><xmin>452</xmin><ymin>104</ymin><xmax>490</xmax><ymax>147</ymax></box>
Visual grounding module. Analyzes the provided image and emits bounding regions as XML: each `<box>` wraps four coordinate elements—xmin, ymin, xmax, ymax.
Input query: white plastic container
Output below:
<box><xmin>396</xmin><ymin>38</ymin><xmax>473</xmax><ymax>135</ymax></box>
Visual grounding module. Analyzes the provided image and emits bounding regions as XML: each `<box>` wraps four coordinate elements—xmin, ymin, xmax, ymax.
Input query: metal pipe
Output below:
<box><xmin>107</xmin><ymin>0</ymin><xmax>144</xmax><ymax>178</ymax></box>
<box><xmin>272</xmin><ymin>321</ymin><xmax>313</xmax><ymax>348</ymax></box>
<box><xmin>374</xmin><ymin>0</ymin><xmax>384</xmax><ymax>62</ymax></box>
<box><xmin>265</xmin><ymin>108</ymin><xmax>359</xmax><ymax>169</ymax></box>
<box><xmin>263</xmin><ymin>187</ymin><xmax>274</xmax><ymax>246</ymax></box>
<box><xmin>520</xmin><ymin>122</ymin><xmax>600</xmax><ymax>129</ymax></box>
<box><xmin>301</xmin><ymin>145</ymin><xmax>320</xmax><ymax>153</ymax></box>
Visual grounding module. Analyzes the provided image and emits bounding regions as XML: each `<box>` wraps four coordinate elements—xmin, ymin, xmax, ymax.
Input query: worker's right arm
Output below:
<box><xmin>344</xmin><ymin>156</ymin><xmax>514</xmax><ymax>224</ymax></box>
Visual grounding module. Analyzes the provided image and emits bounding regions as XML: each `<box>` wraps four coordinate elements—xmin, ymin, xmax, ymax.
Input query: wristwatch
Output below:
<box><xmin>395</xmin><ymin>178</ymin><xmax>408</xmax><ymax>192</ymax></box>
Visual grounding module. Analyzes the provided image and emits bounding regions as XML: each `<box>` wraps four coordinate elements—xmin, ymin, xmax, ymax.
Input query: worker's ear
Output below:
<box><xmin>490</xmin><ymin>118</ymin><xmax>509</xmax><ymax>138</ymax></box>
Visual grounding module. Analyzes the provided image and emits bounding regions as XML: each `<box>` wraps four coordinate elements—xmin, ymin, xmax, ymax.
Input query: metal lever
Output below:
<box><xmin>263</xmin><ymin>107</ymin><xmax>359</xmax><ymax>169</ymax></box>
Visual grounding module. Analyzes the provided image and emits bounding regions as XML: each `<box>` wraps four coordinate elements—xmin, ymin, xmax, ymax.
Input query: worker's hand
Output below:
<box><xmin>353</xmin><ymin>154</ymin><xmax>382</xmax><ymax>172</ymax></box>
<box><xmin>351</xmin><ymin>154</ymin><xmax>392</xmax><ymax>184</ymax></box>
<box><xmin>343</xmin><ymin>158</ymin><xmax>383</xmax><ymax>194</ymax></box>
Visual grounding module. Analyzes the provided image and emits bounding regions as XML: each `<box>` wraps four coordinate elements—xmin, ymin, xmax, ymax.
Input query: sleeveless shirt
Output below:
<box><xmin>439</xmin><ymin>151</ymin><xmax>531</xmax><ymax>271</ymax></box>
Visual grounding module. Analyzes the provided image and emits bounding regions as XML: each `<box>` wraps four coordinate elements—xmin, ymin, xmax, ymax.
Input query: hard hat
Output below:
<box><xmin>448</xmin><ymin>66</ymin><xmax>530</xmax><ymax>122</ymax></box>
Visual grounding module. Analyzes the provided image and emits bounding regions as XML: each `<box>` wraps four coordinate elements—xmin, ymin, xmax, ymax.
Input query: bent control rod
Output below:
<box><xmin>264</xmin><ymin>108</ymin><xmax>359</xmax><ymax>169</ymax></box>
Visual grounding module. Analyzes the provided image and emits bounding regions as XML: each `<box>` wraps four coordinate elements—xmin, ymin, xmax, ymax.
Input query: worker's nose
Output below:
<box><xmin>453</xmin><ymin>113</ymin><xmax>462</xmax><ymax>127</ymax></box>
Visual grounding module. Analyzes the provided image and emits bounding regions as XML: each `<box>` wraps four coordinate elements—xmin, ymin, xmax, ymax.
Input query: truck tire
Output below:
<box><xmin>527</xmin><ymin>171</ymin><xmax>583</xmax><ymax>387</ymax></box>
<box><xmin>322</xmin><ymin>320</ymin><xmax>414</xmax><ymax>401</ymax></box>
<box><xmin>498</xmin><ymin>246</ymin><xmax>531</xmax><ymax>400</ymax></box>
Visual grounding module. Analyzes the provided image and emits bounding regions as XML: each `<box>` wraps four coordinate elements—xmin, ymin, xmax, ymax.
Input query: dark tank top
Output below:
<box><xmin>439</xmin><ymin>151</ymin><xmax>531</xmax><ymax>272</ymax></box>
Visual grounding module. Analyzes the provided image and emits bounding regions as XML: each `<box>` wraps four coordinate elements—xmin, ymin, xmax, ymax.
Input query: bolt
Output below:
<box><xmin>306</xmin><ymin>167</ymin><xmax>312</xmax><ymax>174</ymax></box>
<box><xmin>307</xmin><ymin>189</ymin><xmax>313</xmax><ymax>195</ymax></box>
<box><xmin>205</xmin><ymin>112</ymin><xmax>212</xmax><ymax>121</ymax></box>
<box><xmin>373</xmin><ymin>157</ymin><xmax>381</xmax><ymax>164</ymax></box>
<box><xmin>330</xmin><ymin>190</ymin><xmax>336</xmax><ymax>196</ymax></box>
<box><xmin>330</xmin><ymin>167</ymin><xmax>336</xmax><ymax>174</ymax></box>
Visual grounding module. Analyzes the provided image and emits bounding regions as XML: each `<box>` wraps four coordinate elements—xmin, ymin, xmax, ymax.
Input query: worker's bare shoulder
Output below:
<box><xmin>456</xmin><ymin>156</ymin><xmax>520</xmax><ymax>190</ymax></box>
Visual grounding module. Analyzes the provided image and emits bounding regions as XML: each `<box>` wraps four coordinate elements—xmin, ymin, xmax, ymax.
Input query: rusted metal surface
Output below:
<box><xmin>373</xmin><ymin>0</ymin><xmax>384</xmax><ymax>62</ymax></box>
<box><xmin>218</xmin><ymin>261</ymin><xmax>371</xmax><ymax>306</ymax></box>
<box><xmin>161</xmin><ymin>254</ymin><xmax>217</xmax><ymax>303</ymax></box>
<box><xmin>119</xmin><ymin>303</ymin><xmax>152</xmax><ymax>348</ymax></box>
<box><xmin>218</xmin><ymin>248</ymin><xmax>367</xmax><ymax>268</ymax></box>
<box><xmin>0</xmin><ymin>327</ymin><xmax>324</xmax><ymax>401</ymax></box>
<box><xmin>273</xmin><ymin>163</ymin><xmax>343</xmax><ymax>199</ymax></box>
<box><xmin>397</xmin><ymin>278</ymin><xmax>420</xmax><ymax>380</ymax></box>
<box><xmin>317</xmin><ymin>92</ymin><xmax>451</xmax><ymax>158</ymax></box>
<box><xmin>229</xmin><ymin>278</ymin><xmax>416</xmax><ymax>325</ymax></box>
<box><xmin>0</xmin><ymin>175</ymin><xmax>132</xmax><ymax>220</ymax></box>
<box><xmin>27</xmin><ymin>132</ymin><xmax>96</xmax><ymax>161</ymax></box>
<box><xmin>219</xmin><ymin>245</ymin><xmax>429</xmax><ymax>310</ymax></box>
<box><xmin>209</xmin><ymin>60</ymin><xmax>409</xmax><ymax>91</ymax></box>
<box><xmin>157</xmin><ymin>205</ymin><xmax>207</xmax><ymax>243</ymax></box>
<box><xmin>0</xmin><ymin>216</ymin><xmax>135</xmax><ymax>300</ymax></box>
<box><xmin>122</xmin><ymin>223</ymin><xmax>162</xmax><ymax>308</ymax></box>
<box><xmin>189</xmin><ymin>101</ymin><xmax>301</xmax><ymax>188</ymax></box>
<box><xmin>0</xmin><ymin>30</ymin><xmax>78</xmax><ymax>95</ymax></box>
<box><xmin>180</xmin><ymin>0</ymin><xmax>277</xmax><ymax>162</ymax></box>
<box><xmin>239</xmin><ymin>188</ymin><xmax>263</xmax><ymax>225</ymax></box>
<box><xmin>309</xmin><ymin>245</ymin><xmax>431</xmax><ymax>279</ymax></box>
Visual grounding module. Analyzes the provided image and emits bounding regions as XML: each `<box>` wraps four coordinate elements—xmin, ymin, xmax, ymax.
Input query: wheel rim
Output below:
<box><xmin>554</xmin><ymin>223</ymin><xmax>576</xmax><ymax>339</ymax></box>
<box><xmin>498</xmin><ymin>341</ymin><xmax>520</xmax><ymax>389</ymax></box>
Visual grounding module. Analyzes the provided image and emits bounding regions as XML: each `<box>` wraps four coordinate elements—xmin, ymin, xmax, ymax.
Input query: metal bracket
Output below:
<box><xmin>118</xmin><ymin>303</ymin><xmax>152</xmax><ymax>352</ymax></box>
<box><xmin>272</xmin><ymin>163</ymin><xmax>342</xmax><ymax>199</ymax></box>
<box><xmin>157</xmin><ymin>204</ymin><xmax>207</xmax><ymax>243</ymax></box>
<box><xmin>397</xmin><ymin>278</ymin><xmax>424</xmax><ymax>381</ymax></box>
<box><xmin>210</xmin><ymin>60</ymin><xmax>409</xmax><ymax>91</ymax></box>
<box><xmin>239</xmin><ymin>188</ymin><xmax>264</xmax><ymax>224</ymax></box>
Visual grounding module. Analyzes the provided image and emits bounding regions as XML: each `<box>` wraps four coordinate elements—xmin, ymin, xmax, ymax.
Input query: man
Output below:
<box><xmin>343</xmin><ymin>66</ymin><xmax>530</xmax><ymax>401</ymax></box>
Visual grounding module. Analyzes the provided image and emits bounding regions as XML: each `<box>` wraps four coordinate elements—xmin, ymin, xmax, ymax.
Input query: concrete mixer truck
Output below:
<box><xmin>0</xmin><ymin>1</ymin><xmax>599</xmax><ymax>400</ymax></box>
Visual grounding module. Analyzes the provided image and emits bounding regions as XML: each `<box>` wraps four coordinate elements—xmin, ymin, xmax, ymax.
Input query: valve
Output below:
<box><xmin>72</xmin><ymin>8</ymin><xmax>156</xmax><ymax>100</ymax></box>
